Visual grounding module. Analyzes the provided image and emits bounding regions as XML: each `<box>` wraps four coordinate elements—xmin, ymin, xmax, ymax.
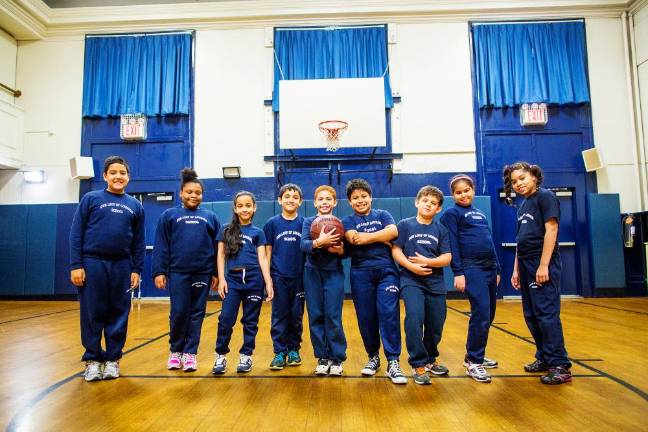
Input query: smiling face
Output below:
<box><xmin>452</xmin><ymin>180</ymin><xmax>475</xmax><ymax>207</ymax></box>
<box><xmin>348</xmin><ymin>188</ymin><xmax>372</xmax><ymax>216</ymax></box>
<box><xmin>314</xmin><ymin>190</ymin><xmax>337</xmax><ymax>215</ymax></box>
<box><xmin>278</xmin><ymin>188</ymin><xmax>302</xmax><ymax>215</ymax></box>
<box><xmin>103</xmin><ymin>163</ymin><xmax>129</xmax><ymax>194</ymax></box>
<box><xmin>181</xmin><ymin>181</ymin><xmax>203</xmax><ymax>210</ymax></box>
<box><xmin>415</xmin><ymin>194</ymin><xmax>442</xmax><ymax>221</ymax></box>
<box><xmin>510</xmin><ymin>168</ymin><xmax>538</xmax><ymax>198</ymax></box>
<box><xmin>234</xmin><ymin>194</ymin><xmax>256</xmax><ymax>224</ymax></box>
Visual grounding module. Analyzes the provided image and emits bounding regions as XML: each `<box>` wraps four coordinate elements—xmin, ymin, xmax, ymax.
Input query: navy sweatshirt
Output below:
<box><xmin>342</xmin><ymin>209</ymin><xmax>396</xmax><ymax>269</ymax></box>
<box><xmin>300</xmin><ymin>215</ymin><xmax>345</xmax><ymax>271</ymax></box>
<box><xmin>69</xmin><ymin>189</ymin><xmax>145</xmax><ymax>273</ymax></box>
<box><xmin>152</xmin><ymin>206</ymin><xmax>221</xmax><ymax>276</ymax></box>
<box><xmin>440</xmin><ymin>204</ymin><xmax>500</xmax><ymax>276</ymax></box>
<box><xmin>516</xmin><ymin>187</ymin><xmax>561</xmax><ymax>259</ymax></box>
<box><xmin>263</xmin><ymin>214</ymin><xmax>305</xmax><ymax>278</ymax></box>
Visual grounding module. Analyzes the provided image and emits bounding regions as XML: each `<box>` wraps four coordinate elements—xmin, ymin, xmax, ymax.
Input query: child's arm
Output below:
<box><xmin>392</xmin><ymin>245</ymin><xmax>433</xmax><ymax>276</ymax></box>
<box><xmin>511</xmin><ymin>252</ymin><xmax>520</xmax><ymax>290</ymax></box>
<box><xmin>69</xmin><ymin>196</ymin><xmax>90</xmax><ymax>287</ymax></box>
<box><xmin>440</xmin><ymin>210</ymin><xmax>466</xmax><ymax>292</ymax></box>
<box><xmin>408</xmin><ymin>252</ymin><xmax>452</xmax><ymax>268</ymax></box>
<box><xmin>257</xmin><ymin>245</ymin><xmax>274</xmax><ymax>301</ymax></box>
<box><xmin>347</xmin><ymin>224</ymin><xmax>398</xmax><ymax>246</ymax></box>
<box><xmin>130</xmin><ymin>206</ymin><xmax>146</xmax><ymax>290</ymax></box>
<box><xmin>265</xmin><ymin>245</ymin><xmax>273</xmax><ymax>265</ymax></box>
<box><xmin>152</xmin><ymin>215</ymin><xmax>170</xmax><ymax>290</ymax></box>
<box><xmin>216</xmin><ymin>242</ymin><xmax>228</xmax><ymax>299</ymax></box>
<box><xmin>537</xmin><ymin>218</ymin><xmax>558</xmax><ymax>284</ymax></box>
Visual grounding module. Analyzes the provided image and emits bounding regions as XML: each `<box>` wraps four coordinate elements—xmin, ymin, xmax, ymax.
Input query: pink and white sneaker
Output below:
<box><xmin>182</xmin><ymin>353</ymin><xmax>197</xmax><ymax>372</ymax></box>
<box><xmin>167</xmin><ymin>352</ymin><xmax>182</xmax><ymax>370</ymax></box>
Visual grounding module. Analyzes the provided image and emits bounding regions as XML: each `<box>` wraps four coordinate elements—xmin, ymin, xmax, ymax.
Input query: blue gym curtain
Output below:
<box><xmin>82</xmin><ymin>33</ymin><xmax>192</xmax><ymax>117</ymax></box>
<box><xmin>472</xmin><ymin>21</ymin><xmax>590</xmax><ymax>108</ymax></box>
<box><xmin>272</xmin><ymin>25</ymin><xmax>393</xmax><ymax>111</ymax></box>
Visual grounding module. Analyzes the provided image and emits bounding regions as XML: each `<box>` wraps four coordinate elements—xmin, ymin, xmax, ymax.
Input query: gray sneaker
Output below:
<box><xmin>212</xmin><ymin>354</ymin><xmax>227</xmax><ymax>375</ymax></box>
<box><xmin>483</xmin><ymin>357</ymin><xmax>498</xmax><ymax>369</ymax></box>
<box><xmin>425</xmin><ymin>362</ymin><xmax>449</xmax><ymax>376</ymax></box>
<box><xmin>237</xmin><ymin>354</ymin><xmax>253</xmax><ymax>373</ymax></box>
<box><xmin>361</xmin><ymin>355</ymin><xmax>380</xmax><ymax>376</ymax></box>
<box><xmin>84</xmin><ymin>361</ymin><xmax>102</xmax><ymax>382</ymax></box>
<box><xmin>102</xmin><ymin>361</ymin><xmax>120</xmax><ymax>380</ymax></box>
<box><xmin>386</xmin><ymin>360</ymin><xmax>407</xmax><ymax>384</ymax></box>
<box><xmin>413</xmin><ymin>367</ymin><xmax>431</xmax><ymax>385</ymax></box>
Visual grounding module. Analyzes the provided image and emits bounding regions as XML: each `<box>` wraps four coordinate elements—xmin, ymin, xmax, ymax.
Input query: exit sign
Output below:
<box><xmin>120</xmin><ymin>114</ymin><xmax>147</xmax><ymax>141</ymax></box>
<box><xmin>520</xmin><ymin>103</ymin><xmax>548</xmax><ymax>126</ymax></box>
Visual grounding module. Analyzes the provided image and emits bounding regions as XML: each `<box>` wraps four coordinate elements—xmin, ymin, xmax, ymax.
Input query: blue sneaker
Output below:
<box><xmin>286</xmin><ymin>350</ymin><xmax>302</xmax><ymax>366</ymax></box>
<box><xmin>212</xmin><ymin>354</ymin><xmax>227</xmax><ymax>375</ymax></box>
<box><xmin>237</xmin><ymin>354</ymin><xmax>253</xmax><ymax>373</ymax></box>
<box><xmin>270</xmin><ymin>352</ymin><xmax>286</xmax><ymax>370</ymax></box>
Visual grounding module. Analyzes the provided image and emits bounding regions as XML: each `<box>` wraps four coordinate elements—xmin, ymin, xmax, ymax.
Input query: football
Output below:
<box><xmin>310</xmin><ymin>215</ymin><xmax>345</xmax><ymax>245</ymax></box>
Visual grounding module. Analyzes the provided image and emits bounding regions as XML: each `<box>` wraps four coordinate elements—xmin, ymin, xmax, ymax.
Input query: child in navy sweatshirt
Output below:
<box><xmin>440</xmin><ymin>174</ymin><xmax>500</xmax><ymax>383</ymax></box>
<box><xmin>70</xmin><ymin>156</ymin><xmax>145</xmax><ymax>382</ymax></box>
<box><xmin>152</xmin><ymin>168</ymin><xmax>220</xmax><ymax>372</ymax></box>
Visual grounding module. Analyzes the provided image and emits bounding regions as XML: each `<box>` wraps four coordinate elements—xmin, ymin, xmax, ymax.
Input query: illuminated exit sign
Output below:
<box><xmin>120</xmin><ymin>113</ymin><xmax>147</xmax><ymax>141</ymax></box>
<box><xmin>520</xmin><ymin>103</ymin><xmax>548</xmax><ymax>126</ymax></box>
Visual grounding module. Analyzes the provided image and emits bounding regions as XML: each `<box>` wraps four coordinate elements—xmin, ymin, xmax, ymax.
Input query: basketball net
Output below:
<box><xmin>318</xmin><ymin>120</ymin><xmax>348</xmax><ymax>152</ymax></box>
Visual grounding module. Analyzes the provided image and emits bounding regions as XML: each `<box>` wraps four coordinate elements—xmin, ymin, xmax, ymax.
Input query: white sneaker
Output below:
<box><xmin>329</xmin><ymin>361</ymin><xmax>343</xmax><ymax>376</ymax></box>
<box><xmin>102</xmin><ymin>361</ymin><xmax>120</xmax><ymax>380</ymax></box>
<box><xmin>315</xmin><ymin>359</ymin><xmax>330</xmax><ymax>376</ymax></box>
<box><xmin>386</xmin><ymin>360</ymin><xmax>407</xmax><ymax>384</ymax></box>
<box><xmin>182</xmin><ymin>353</ymin><xmax>197</xmax><ymax>372</ymax></box>
<box><xmin>237</xmin><ymin>354</ymin><xmax>253</xmax><ymax>373</ymax></box>
<box><xmin>483</xmin><ymin>357</ymin><xmax>499</xmax><ymax>369</ymax></box>
<box><xmin>212</xmin><ymin>354</ymin><xmax>227</xmax><ymax>375</ymax></box>
<box><xmin>361</xmin><ymin>355</ymin><xmax>380</xmax><ymax>376</ymax></box>
<box><xmin>84</xmin><ymin>361</ymin><xmax>102</xmax><ymax>382</ymax></box>
<box><xmin>465</xmin><ymin>361</ymin><xmax>491</xmax><ymax>383</ymax></box>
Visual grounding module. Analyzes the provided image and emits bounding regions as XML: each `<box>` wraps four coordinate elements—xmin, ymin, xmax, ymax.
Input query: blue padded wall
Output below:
<box><xmin>0</xmin><ymin>206</ymin><xmax>28</xmax><ymax>295</ymax></box>
<box><xmin>586</xmin><ymin>194</ymin><xmax>626</xmax><ymax>295</ymax></box>
<box><xmin>55</xmin><ymin>204</ymin><xmax>79</xmax><ymax>294</ymax></box>
<box><xmin>24</xmin><ymin>205</ymin><xmax>57</xmax><ymax>295</ymax></box>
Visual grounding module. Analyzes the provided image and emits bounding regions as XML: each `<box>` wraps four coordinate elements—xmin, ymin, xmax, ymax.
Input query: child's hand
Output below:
<box><xmin>350</xmin><ymin>232</ymin><xmax>369</xmax><ymax>245</ymax></box>
<box><xmin>496</xmin><ymin>274</ymin><xmax>501</xmax><ymax>287</ymax></box>
<box><xmin>408</xmin><ymin>252</ymin><xmax>430</xmax><ymax>267</ymax></box>
<box><xmin>154</xmin><ymin>275</ymin><xmax>167</xmax><ymax>290</ymax></box>
<box><xmin>454</xmin><ymin>275</ymin><xmax>466</xmax><ymax>292</ymax></box>
<box><xmin>211</xmin><ymin>276</ymin><xmax>218</xmax><ymax>291</ymax></box>
<box><xmin>218</xmin><ymin>280</ymin><xmax>228</xmax><ymax>299</ymax></box>
<box><xmin>409</xmin><ymin>263</ymin><xmax>433</xmax><ymax>276</ymax></box>
<box><xmin>535</xmin><ymin>264</ymin><xmax>549</xmax><ymax>285</ymax></box>
<box><xmin>130</xmin><ymin>273</ymin><xmax>140</xmax><ymax>290</ymax></box>
<box><xmin>265</xmin><ymin>280</ymin><xmax>274</xmax><ymax>302</ymax></box>
<box><xmin>70</xmin><ymin>268</ymin><xmax>85</xmax><ymax>287</ymax></box>
<box><xmin>327</xmin><ymin>244</ymin><xmax>344</xmax><ymax>255</ymax></box>
<box><xmin>317</xmin><ymin>227</ymin><xmax>340</xmax><ymax>247</ymax></box>
<box><xmin>511</xmin><ymin>271</ymin><xmax>520</xmax><ymax>290</ymax></box>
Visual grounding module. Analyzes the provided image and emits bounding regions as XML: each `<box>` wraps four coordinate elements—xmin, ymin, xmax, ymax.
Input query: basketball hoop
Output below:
<box><xmin>318</xmin><ymin>120</ymin><xmax>348</xmax><ymax>152</ymax></box>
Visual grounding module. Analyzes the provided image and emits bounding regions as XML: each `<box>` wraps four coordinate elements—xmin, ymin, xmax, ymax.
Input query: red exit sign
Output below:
<box><xmin>120</xmin><ymin>114</ymin><xmax>147</xmax><ymax>141</ymax></box>
<box><xmin>520</xmin><ymin>103</ymin><xmax>548</xmax><ymax>126</ymax></box>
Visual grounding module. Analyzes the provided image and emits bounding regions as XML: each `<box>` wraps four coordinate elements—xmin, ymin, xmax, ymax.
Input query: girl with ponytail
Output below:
<box><xmin>152</xmin><ymin>168</ymin><xmax>221</xmax><ymax>372</ymax></box>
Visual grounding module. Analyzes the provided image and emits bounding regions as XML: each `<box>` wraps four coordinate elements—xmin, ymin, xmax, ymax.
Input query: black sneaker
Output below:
<box><xmin>524</xmin><ymin>359</ymin><xmax>549</xmax><ymax>373</ymax></box>
<box><xmin>541</xmin><ymin>366</ymin><xmax>572</xmax><ymax>385</ymax></box>
<box><xmin>361</xmin><ymin>355</ymin><xmax>380</xmax><ymax>376</ymax></box>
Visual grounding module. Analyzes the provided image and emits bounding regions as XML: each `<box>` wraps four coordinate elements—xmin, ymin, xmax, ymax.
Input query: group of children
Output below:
<box><xmin>70</xmin><ymin>156</ymin><xmax>572</xmax><ymax>386</ymax></box>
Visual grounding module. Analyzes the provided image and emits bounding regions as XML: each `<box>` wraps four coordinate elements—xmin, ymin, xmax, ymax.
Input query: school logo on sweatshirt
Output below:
<box><xmin>355</xmin><ymin>220</ymin><xmax>383</xmax><ymax>233</ymax></box>
<box><xmin>465</xmin><ymin>210</ymin><xmax>485</xmax><ymax>220</ymax></box>
<box><xmin>408</xmin><ymin>233</ymin><xmax>438</xmax><ymax>245</ymax></box>
<box><xmin>176</xmin><ymin>215</ymin><xmax>209</xmax><ymax>224</ymax></box>
<box><xmin>100</xmin><ymin>202</ymin><xmax>135</xmax><ymax>215</ymax></box>
<box><xmin>246</xmin><ymin>295</ymin><xmax>262</xmax><ymax>302</ymax></box>
<box><xmin>518</xmin><ymin>213</ymin><xmax>535</xmax><ymax>224</ymax></box>
<box><xmin>384</xmin><ymin>285</ymin><xmax>400</xmax><ymax>294</ymax></box>
<box><xmin>276</xmin><ymin>230</ymin><xmax>302</xmax><ymax>242</ymax></box>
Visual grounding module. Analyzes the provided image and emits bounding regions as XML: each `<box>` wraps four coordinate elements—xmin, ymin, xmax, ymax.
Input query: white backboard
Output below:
<box><xmin>279</xmin><ymin>78</ymin><xmax>386</xmax><ymax>150</ymax></box>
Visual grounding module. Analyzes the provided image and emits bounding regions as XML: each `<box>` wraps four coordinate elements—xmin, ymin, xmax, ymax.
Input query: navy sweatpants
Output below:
<box><xmin>215</xmin><ymin>269</ymin><xmax>264</xmax><ymax>356</ymax></box>
<box><xmin>79</xmin><ymin>257</ymin><xmax>132</xmax><ymax>362</ymax></box>
<box><xmin>464</xmin><ymin>267</ymin><xmax>498</xmax><ymax>364</ymax></box>
<box><xmin>270</xmin><ymin>275</ymin><xmax>305</xmax><ymax>354</ymax></box>
<box><xmin>402</xmin><ymin>285</ymin><xmax>446</xmax><ymax>368</ymax></box>
<box><xmin>350</xmin><ymin>266</ymin><xmax>401</xmax><ymax>360</ymax></box>
<box><xmin>168</xmin><ymin>272</ymin><xmax>211</xmax><ymax>354</ymax></box>
<box><xmin>518</xmin><ymin>255</ymin><xmax>571</xmax><ymax>368</ymax></box>
<box><xmin>303</xmin><ymin>266</ymin><xmax>347</xmax><ymax>363</ymax></box>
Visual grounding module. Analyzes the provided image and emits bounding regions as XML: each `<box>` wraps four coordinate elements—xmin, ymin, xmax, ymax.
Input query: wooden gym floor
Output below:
<box><xmin>1</xmin><ymin>298</ymin><xmax>647</xmax><ymax>432</ymax></box>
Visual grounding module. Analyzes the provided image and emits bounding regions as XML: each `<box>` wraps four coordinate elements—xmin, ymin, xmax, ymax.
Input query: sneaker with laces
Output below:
<box><xmin>360</xmin><ymin>355</ymin><xmax>380</xmax><ymax>376</ymax></box>
<box><xmin>286</xmin><ymin>350</ymin><xmax>302</xmax><ymax>366</ymax></box>
<box><xmin>212</xmin><ymin>354</ymin><xmax>227</xmax><ymax>375</ymax></box>
<box><xmin>167</xmin><ymin>352</ymin><xmax>182</xmax><ymax>370</ymax></box>
<box><xmin>84</xmin><ymin>361</ymin><xmax>103</xmax><ymax>382</ymax></box>
<box><xmin>386</xmin><ymin>360</ymin><xmax>407</xmax><ymax>384</ymax></box>
<box><xmin>425</xmin><ymin>362</ymin><xmax>449</xmax><ymax>376</ymax></box>
<box><xmin>413</xmin><ymin>367</ymin><xmax>431</xmax><ymax>385</ymax></box>
<box><xmin>329</xmin><ymin>361</ymin><xmax>343</xmax><ymax>376</ymax></box>
<box><xmin>483</xmin><ymin>357</ymin><xmax>498</xmax><ymax>369</ymax></box>
<box><xmin>314</xmin><ymin>359</ymin><xmax>330</xmax><ymax>376</ymax></box>
<box><xmin>524</xmin><ymin>359</ymin><xmax>549</xmax><ymax>373</ymax></box>
<box><xmin>540</xmin><ymin>366</ymin><xmax>572</xmax><ymax>385</ymax></box>
<box><xmin>182</xmin><ymin>353</ymin><xmax>197</xmax><ymax>372</ymax></box>
<box><xmin>237</xmin><ymin>354</ymin><xmax>253</xmax><ymax>373</ymax></box>
<box><xmin>270</xmin><ymin>352</ymin><xmax>287</xmax><ymax>370</ymax></box>
<box><xmin>102</xmin><ymin>361</ymin><xmax>120</xmax><ymax>380</ymax></box>
<box><xmin>465</xmin><ymin>360</ymin><xmax>492</xmax><ymax>383</ymax></box>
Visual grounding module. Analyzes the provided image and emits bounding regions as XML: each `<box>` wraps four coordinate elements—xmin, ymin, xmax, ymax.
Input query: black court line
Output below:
<box><xmin>6</xmin><ymin>310</ymin><xmax>219</xmax><ymax>432</ymax></box>
<box><xmin>575</xmin><ymin>301</ymin><xmax>648</xmax><ymax>316</ymax></box>
<box><xmin>0</xmin><ymin>308</ymin><xmax>79</xmax><ymax>325</ymax></box>
<box><xmin>118</xmin><ymin>373</ymin><xmax>601</xmax><ymax>380</ymax></box>
<box><xmin>446</xmin><ymin>305</ymin><xmax>648</xmax><ymax>403</ymax></box>
<box><xmin>571</xmin><ymin>358</ymin><xmax>604</xmax><ymax>362</ymax></box>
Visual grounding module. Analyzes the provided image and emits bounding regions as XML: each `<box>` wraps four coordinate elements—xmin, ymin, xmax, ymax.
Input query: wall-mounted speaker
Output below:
<box><xmin>69</xmin><ymin>156</ymin><xmax>95</xmax><ymax>179</ymax></box>
<box><xmin>582</xmin><ymin>148</ymin><xmax>604</xmax><ymax>172</ymax></box>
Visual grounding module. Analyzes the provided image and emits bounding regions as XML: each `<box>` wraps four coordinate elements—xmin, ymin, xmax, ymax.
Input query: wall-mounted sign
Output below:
<box><xmin>520</xmin><ymin>103</ymin><xmax>548</xmax><ymax>126</ymax></box>
<box><xmin>120</xmin><ymin>113</ymin><xmax>147</xmax><ymax>141</ymax></box>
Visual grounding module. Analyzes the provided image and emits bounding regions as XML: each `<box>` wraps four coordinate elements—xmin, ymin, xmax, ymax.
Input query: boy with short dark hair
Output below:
<box><xmin>342</xmin><ymin>178</ymin><xmax>406</xmax><ymax>384</ymax></box>
<box><xmin>264</xmin><ymin>183</ymin><xmax>306</xmax><ymax>370</ymax></box>
<box><xmin>392</xmin><ymin>185</ymin><xmax>452</xmax><ymax>385</ymax></box>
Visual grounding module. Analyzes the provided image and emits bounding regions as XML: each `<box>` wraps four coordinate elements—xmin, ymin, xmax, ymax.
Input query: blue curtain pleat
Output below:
<box><xmin>473</xmin><ymin>22</ymin><xmax>590</xmax><ymax>108</ymax></box>
<box><xmin>272</xmin><ymin>26</ymin><xmax>392</xmax><ymax>111</ymax></box>
<box><xmin>83</xmin><ymin>33</ymin><xmax>191</xmax><ymax>117</ymax></box>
